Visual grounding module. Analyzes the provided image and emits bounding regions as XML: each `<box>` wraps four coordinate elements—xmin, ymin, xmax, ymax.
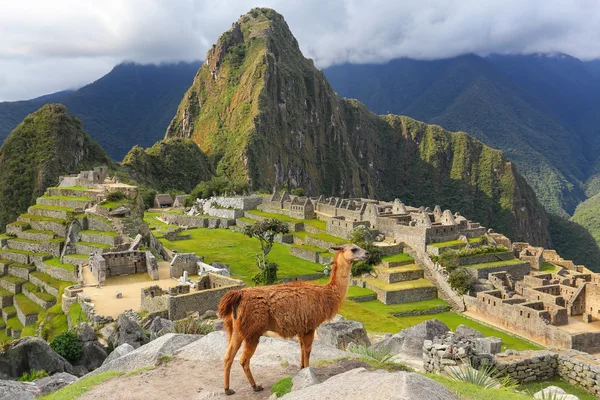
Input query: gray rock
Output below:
<box><xmin>317</xmin><ymin>320</ymin><xmax>370</xmax><ymax>350</ymax></box>
<box><xmin>75</xmin><ymin>323</ymin><xmax>98</xmax><ymax>342</ymax></box>
<box><xmin>474</xmin><ymin>337</ymin><xmax>502</xmax><ymax>355</ymax></box>
<box><xmin>109</xmin><ymin>313</ymin><xmax>149</xmax><ymax>349</ymax></box>
<box><xmin>0</xmin><ymin>380</ymin><xmax>38</xmax><ymax>400</ymax></box>
<box><xmin>109</xmin><ymin>206</ymin><xmax>130</xmax><ymax>216</ymax></box>
<box><xmin>0</xmin><ymin>337</ymin><xmax>73</xmax><ymax>380</ymax></box>
<box><xmin>201</xmin><ymin>310</ymin><xmax>218</xmax><ymax>320</ymax></box>
<box><xmin>76</xmin><ymin>341</ymin><xmax>107</xmax><ymax>372</ymax></box>
<box><xmin>34</xmin><ymin>372</ymin><xmax>78</xmax><ymax>395</ymax></box>
<box><xmin>292</xmin><ymin>367</ymin><xmax>320</xmax><ymax>391</ymax></box>
<box><xmin>88</xmin><ymin>334</ymin><xmax>202</xmax><ymax>376</ymax></box>
<box><xmin>103</xmin><ymin>343</ymin><xmax>135</xmax><ymax>365</ymax></box>
<box><xmin>147</xmin><ymin>316</ymin><xmax>173</xmax><ymax>334</ymax></box>
<box><xmin>280</xmin><ymin>368</ymin><xmax>457</xmax><ymax>400</ymax></box>
<box><xmin>455</xmin><ymin>324</ymin><xmax>484</xmax><ymax>339</ymax></box>
<box><xmin>533</xmin><ymin>386</ymin><xmax>579</xmax><ymax>400</ymax></box>
<box><xmin>99</xmin><ymin>323</ymin><xmax>116</xmax><ymax>340</ymax></box>
<box><xmin>374</xmin><ymin>319</ymin><xmax>449</xmax><ymax>359</ymax></box>
<box><xmin>71</xmin><ymin>365</ymin><xmax>88</xmax><ymax>377</ymax></box>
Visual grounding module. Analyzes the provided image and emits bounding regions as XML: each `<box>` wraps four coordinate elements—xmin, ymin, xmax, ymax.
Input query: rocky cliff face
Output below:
<box><xmin>0</xmin><ymin>104</ymin><xmax>111</xmax><ymax>230</ymax></box>
<box><xmin>166</xmin><ymin>8</ymin><xmax>549</xmax><ymax>245</ymax></box>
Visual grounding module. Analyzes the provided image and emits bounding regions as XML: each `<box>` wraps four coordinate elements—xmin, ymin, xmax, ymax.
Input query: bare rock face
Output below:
<box><xmin>0</xmin><ymin>337</ymin><xmax>73</xmax><ymax>380</ymax></box>
<box><xmin>374</xmin><ymin>319</ymin><xmax>450</xmax><ymax>359</ymax></box>
<box><xmin>316</xmin><ymin>320</ymin><xmax>370</xmax><ymax>350</ymax></box>
<box><xmin>291</xmin><ymin>367</ymin><xmax>320</xmax><ymax>391</ymax></box>
<box><xmin>109</xmin><ymin>313</ymin><xmax>149</xmax><ymax>349</ymax></box>
<box><xmin>280</xmin><ymin>368</ymin><xmax>457</xmax><ymax>400</ymax></box>
<box><xmin>103</xmin><ymin>343</ymin><xmax>135</xmax><ymax>365</ymax></box>
<box><xmin>72</xmin><ymin>323</ymin><xmax>108</xmax><ymax>375</ymax></box>
<box><xmin>455</xmin><ymin>324</ymin><xmax>484</xmax><ymax>340</ymax></box>
<box><xmin>34</xmin><ymin>372</ymin><xmax>78</xmax><ymax>395</ymax></box>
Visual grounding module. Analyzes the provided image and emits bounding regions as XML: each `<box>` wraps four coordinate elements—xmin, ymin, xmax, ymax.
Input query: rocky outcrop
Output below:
<box><xmin>0</xmin><ymin>337</ymin><xmax>73</xmax><ymax>380</ymax></box>
<box><xmin>89</xmin><ymin>333</ymin><xmax>202</xmax><ymax>377</ymax></box>
<box><xmin>72</xmin><ymin>323</ymin><xmax>107</xmax><ymax>375</ymax></box>
<box><xmin>280</xmin><ymin>368</ymin><xmax>457</xmax><ymax>400</ymax></box>
<box><xmin>374</xmin><ymin>319</ymin><xmax>450</xmax><ymax>359</ymax></box>
<box><xmin>0</xmin><ymin>380</ymin><xmax>38</xmax><ymax>400</ymax></box>
<box><xmin>34</xmin><ymin>372</ymin><xmax>78</xmax><ymax>396</ymax></box>
<box><xmin>291</xmin><ymin>367</ymin><xmax>320</xmax><ymax>391</ymax></box>
<box><xmin>109</xmin><ymin>313</ymin><xmax>149</xmax><ymax>349</ymax></box>
<box><xmin>316</xmin><ymin>320</ymin><xmax>370</xmax><ymax>350</ymax></box>
<box><xmin>103</xmin><ymin>343</ymin><xmax>135</xmax><ymax>365</ymax></box>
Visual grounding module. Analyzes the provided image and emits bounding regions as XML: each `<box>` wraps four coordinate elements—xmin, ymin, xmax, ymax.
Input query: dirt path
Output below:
<box><xmin>78</xmin><ymin>356</ymin><xmax>372</xmax><ymax>400</ymax></box>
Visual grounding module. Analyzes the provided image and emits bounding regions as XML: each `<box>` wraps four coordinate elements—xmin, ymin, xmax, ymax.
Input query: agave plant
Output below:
<box><xmin>347</xmin><ymin>343</ymin><xmax>394</xmax><ymax>364</ymax></box>
<box><xmin>445</xmin><ymin>363</ymin><xmax>517</xmax><ymax>390</ymax></box>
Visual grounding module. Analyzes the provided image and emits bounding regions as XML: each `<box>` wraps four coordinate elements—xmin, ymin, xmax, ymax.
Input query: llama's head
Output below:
<box><xmin>330</xmin><ymin>244</ymin><xmax>369</xmax><ymax>263</ymax></box>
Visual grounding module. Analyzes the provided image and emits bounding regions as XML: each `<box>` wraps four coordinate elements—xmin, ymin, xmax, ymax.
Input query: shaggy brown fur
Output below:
<box><xmin>218</xmin><ymin>243</ymin><xmax>368</xmax><ymax>395</ymax></box>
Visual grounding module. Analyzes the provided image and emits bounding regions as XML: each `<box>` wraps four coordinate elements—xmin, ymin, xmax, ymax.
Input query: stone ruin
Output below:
<box><xmin>169</xmin><ymin>253</ymin><xmax>230</xmax><ymax>279</ymax></box>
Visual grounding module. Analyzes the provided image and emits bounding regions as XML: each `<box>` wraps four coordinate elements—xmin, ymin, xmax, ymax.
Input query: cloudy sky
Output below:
<box><xmin>1</xmin><ymin>0</ymin><xmax>600</xmax><ymax>101</ymax></box>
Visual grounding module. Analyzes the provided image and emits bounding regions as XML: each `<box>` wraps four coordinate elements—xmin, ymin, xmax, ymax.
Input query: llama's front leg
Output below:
<box><xmin>298</xmin><ymin>334</ymin><xmax>307</xmax><ymax>368</ymax></box>
<box><xmin>240</xmin><ymin>337</ymin><xmax>263</xmax><ymax>392</ymax></box>
<box><xmin>301</xmin><ymin>330</ymin><xmax>315</xmax><ymax>368</ymax></box>
<box><xmin>224</xmin><ymin>331</ymin><xmax>243</xmax><ymax>395</ymax></box>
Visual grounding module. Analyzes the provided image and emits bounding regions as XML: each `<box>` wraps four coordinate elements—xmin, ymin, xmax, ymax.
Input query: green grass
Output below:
<box><xmin>8</xmin><ymin>262</ymin><xmax>36</xmax><ymax>272</ymax></box>
<box><xmin>160</xmin><ymin>228</ymin><xmax>323</xmax><ymax>284</ymax></box>
<box><xmin>99</xmin><ymin>200</ymin><xmax>131</xmax><ymax>209</ymax></box>
<box><xmin>80</xmin><ymin>229</ymin><xmax>118</xmax><ymax>237</ymax></box>
<box><xmin>69</xmin><ymin>302</ymin><xmax>89</xmax><ymax>325</ymax></box>
<box><xmin>313</xmin><ymin>277</ymin><xmax>376</xmax><ymax>297</ymax></box>
<box><xmin>20</xmin><ymin>214</ymin><xmax>67</xmax><ymax>224</ymax></box>
<box><xmin>23</xmin><ymin>282</ymin><xmax>56</xmax><ymax>302</ymax></box>
<box><xmin>9</xmin><ymin>238</ymin><xmax>41</xmax><ymax>244</ymax></box>
<box><xmin>364</xmin><ymin>277</ymin><xmax>435</xmax><ymax>291</ymax></box>
<box><xmin>76</xmin><ymin>241</ymin><xmax>112</xmax><ymax>249</ymax></box>
<box><xmin>41</xmin><ymin>195</ymin><xmax>93</xmax><ymax>201</ymax></box>
<box><xmin>14</xmin><ymin>293</ymin><xmax>42</xmax><ymax>315</ymax></box>
<box><xmin>271</xmin><ymin>376</ymin><xmax>292</xmax><ymax>398</ymax></box>
<box><xmin>382</xmin><ymin>253</ymin><xmax>414</xmax><ymax>263</ymax></box>
<box><xmin>21</xmin><ymin>229</ymin><xmax>55</xmax><ymax>236</ymax></box>
<box><xmin>304</xmin><ymin>231</ymin><xmax>346</xmax><ymax>245</ymax></box>
<box><xmin>29</xmin><ymin>271</ymin><xmax>62</xmax><ymax>290</ymax></box>
<box><xmin>65</xmin><ymin>254</ymin><xmax>89</xmax><ymax>259</ymax></box>
<box><xmin>29</xmin><ymin>204</ymin><xmax>76</xmax><ymax>212</ymax></box>
<box><xmin>7</xmin><ymin>316</ymin><xmax>23</xmax><ymax>331</ymax></box>
<box><xmin>44</xmin><ymin>257</ymin><xmax>75</xmax><ymax>271</ymax></box>
<box><xmin>3</xmin><ymin>305</ymin><xmax>16</xmax><ymax>317</ymax></box>
<box><xmin>463</xmin><ymin>259</ymin><xmax>527</xmax><ymax>269</ymax></box>
<box><xmin>292</xmin><ymin>244</ymin><xmax>329</xmax><ymax>253</ymax></box>
<box><xmin>429</xmin><ymin>240</ymin><xmax>467</xmax><ymax>248</ymax></box>
<box><xmin>0</xmin><ymin>287</ymin><xmax>13</xmax><ymax>298</ymax></box>
<box><xmin>303</xmin><ymin>219</ymin><xmax>327</xmax><ymax>230</ymax></box>
<box><xmin>426</xmin><ymin>373</ymin><xmax>530</xmax><ymax>399</ymax></box>
<box><xmin>540</xmin><ymin>262</ymin><xmax>558</xmax><ymax>272</ymax></box>
<box><xmin>519</xmin><ymin>377</ymin><xmax>597</xmax><ymax>400</ymax></box>
<box><xmin>0</xmin><ymin>275</ymin><xmax>27</xmax><ymax>284</ymax></box>
<box><xmin>237</xmin><ymin>217</ymin><xmax>255</xmax><ymax>224</ymax></box>
<box><xmin>468</xmin><ymin>237</ymin><xmax>485</xmax><ymax>243</ymax></box>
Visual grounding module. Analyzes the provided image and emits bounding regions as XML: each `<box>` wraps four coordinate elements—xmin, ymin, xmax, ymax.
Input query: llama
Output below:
<box><xmin>218</xmin><ymin>243</ymin><xmax>368</xmax><ymax>395</ymax></box>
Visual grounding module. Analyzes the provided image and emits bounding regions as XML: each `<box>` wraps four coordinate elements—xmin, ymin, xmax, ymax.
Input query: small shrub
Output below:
<box><xmin>448</xmin><ymin>269</ymin><xmax>473</xmax><ymax>295</ymax></box>
<box><xmin>349</xmin><ymin>226</ymin><xmax>382</xmax><ymax>277</ymax></box>
<box><xmin>252</xmin><ymin>261</ymin><xmax>279</xmax><ymax>285</ymax></box>
<box><xmin>156</xmin><ymin>354</ymin><xmax>173</xmax><ymax>365</ymax></box>
<box><xmin>50</xmin><ymin>331</ymin><xmax>82</xmax><ymax>362</ymax></box>
<box><xmin>105</xmin><ymin>191</ymin><xmax>126</xmax><ymax>202</ymax></box>
<box><xmin>271</xmin><ymin>376</ymin><xmax>292</xmax><ymax>398</ymax></box>
<box><xmin>290</xmin><ymin>188</ymin><xmax>305</xmax><ymax>197</ymax></box>
<box><xmin>18</xmin><ymin>370</ymin><xmax>48</xmax><ymax>382</ymax></box>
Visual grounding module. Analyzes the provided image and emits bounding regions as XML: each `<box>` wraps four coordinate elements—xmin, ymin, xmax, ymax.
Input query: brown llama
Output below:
<box><xmin>217</xmin><ymin>243</ymin><xmax>368</xmax><ymax>395</ymax></box>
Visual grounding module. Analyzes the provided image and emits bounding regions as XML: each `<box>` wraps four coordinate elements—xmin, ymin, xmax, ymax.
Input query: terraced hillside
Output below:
<box><xmin>0</xmin><ymin>185</ymin><xmax>125</xmax><ymax>341</ymax></box>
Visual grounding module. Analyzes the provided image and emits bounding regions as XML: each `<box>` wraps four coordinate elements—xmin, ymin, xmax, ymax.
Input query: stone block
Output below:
<box><xmin>474</xmin><ymin>337</ymin><xmax>502</xmax><ymax>355</ymax></box>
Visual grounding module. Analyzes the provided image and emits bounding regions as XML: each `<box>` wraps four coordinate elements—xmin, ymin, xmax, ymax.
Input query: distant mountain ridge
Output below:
<box><xmin>0</xmin><ymin>61</ymin><xmax>201</xmax><ymax>160</ymax></box>
<box><xmin>324</xmin><ymin>53</ymin><xmax>600</xmax><ymax>217</ymax></box>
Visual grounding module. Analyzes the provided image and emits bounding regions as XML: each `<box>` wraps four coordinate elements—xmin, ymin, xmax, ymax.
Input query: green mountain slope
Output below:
<box><xmin>572</xmin><ymin>193</ymin><xmax>600</xmax><ymax>245</ymax></box>
<box><xmin>0</xmin><ymin>62</ymin><xmax>201</xmax><ymax>160</ymax></box>
<box><xmin>121</xmin><ymin>138</ymin><xmax>214</xmax><ymax>193</ymax></box>
<box><xmin>0</xmin><ymin>104</ymin><xmax>111</xmax><ymax>229</ymax></box>
<box><xmin>324</xmin><ymin>56</ymin><xmax>591</xmax><ymax>216</ymax></box>
<box><xmin>166</xmin><ymin>8</ymin><xmax>550</xmax><ymax>246</ymax></box>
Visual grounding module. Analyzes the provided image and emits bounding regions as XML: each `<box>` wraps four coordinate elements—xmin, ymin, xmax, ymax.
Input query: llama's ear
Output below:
<box><xmin>330</xmin><ymin>245</ymin><xmax>344</xmax><ymax>251</ymax></box>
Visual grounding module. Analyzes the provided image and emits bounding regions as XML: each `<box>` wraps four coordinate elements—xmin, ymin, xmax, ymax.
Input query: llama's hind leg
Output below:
<box><xmin>223</xmin><ymin>330</ymin><xmax>243</xmax><ymax>396</ymax></box>
<box><xmin>300</xmin><ymin>330</ymin><xmax>315</xmax><ymax>368</ymax></box>
<box><xmin>240</xmin><ymin>336</ymin><xmax>262</xmax><ymax>392</ymax></box>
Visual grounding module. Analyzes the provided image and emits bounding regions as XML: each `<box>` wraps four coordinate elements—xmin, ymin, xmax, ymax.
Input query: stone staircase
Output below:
<box><xmin>363</xmin><ymin>254</ymin><xmax>437</xmax><ymax>305</ymax></box>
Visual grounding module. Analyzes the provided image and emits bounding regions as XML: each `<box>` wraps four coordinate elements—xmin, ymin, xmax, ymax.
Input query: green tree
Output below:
<box><xmin>244</xmin><ymin>219</ymin><xmax>289</xmax><ymax>285</ymax></box>
<box><xmin>448</xmin><ymin>269</ymin><xmax>473</xmax><ymax>295</ymax></box>
<box><xmin>349</xmin><ymin>226</ymin><xmax>382</xmax><ymax>276</ymax></box>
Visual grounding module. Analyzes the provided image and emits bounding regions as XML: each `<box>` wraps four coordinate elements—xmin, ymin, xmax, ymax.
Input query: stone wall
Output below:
<box><xmin>392</xmin><ymin>225</ymin><xmax>428</xmax><ymax>252</ymax></box>
<box><xmin>162</xmin><ymin>214</ymin><xmax>209</xmax><ymax>228</ymax></box>
<box><xmin>29</xmin><ymin>274</ymin><xmax>59</xmax><ymax>297</ymax></box>
<box><xmin>79</xmin><ymin>231</ymin><xmax>118</xmax><ymax>246</ymax></box>
<box><xmin>170</xmin><ymin>253</ymin><xmax>198</xmax><ymax>278</ymax></box>
<box><xmin>205</xmin><ymin>207</ymin><xmax>244</xmax><ymax>219</ymax></box>
<box><xmin>370</xmin><ymin>285</ymin><xmax>437</xmax><ymax>304</ymax></box>
<box><xmin>304</xmin><ymin>236</ymin><xmax>338</xmax><ymax>249</ymax></box>
<box><xmin>464</xmin><ymin>261</ymin><xmax>531</xmax><ymax>280</ymax></box>
<box><xmin>290</xmin><ymin>246</ymin><xmax>321</xmax><ymax>263</ymax></box>
<box><xmin>326</xmin><ymin>217</ymin><xmax>369</xmax><ymax>239</ymax></box>
<box><xmin>37</xmin><ymin>261</ymin><xmax>78</xmax><ymax>282</ymax></box>
<box><xmin>207</xmin><ymin>196</ymin><xmax>263</xmax><ymax>210</ymax></box>
<box><xmin>145</xmin><ymin>251</ymin><xmax>159</xmax><ymax>280</ymax></box>
<box><xmin>456</xmin><ymin>252</ymin><xmax>514</xmax><ymax>266</ymax></box>
<box><xmin>86</xmin><ymin>214</ymin><xmax>114</xmax><ymax>232</ymax></box>
<box><xmin>140</xmin><ymin>285</ymin><xmax>169</xmax><ymax>314</ymax></box>
<box><xmin>26</xmin><ymin>219</ymin><xmax>68</xmax><ymax>236</ymax></box>
<box><xmin>22</xmin><ymin>285</ymin><xmax>55</xmax><ymax>309</ymax></box>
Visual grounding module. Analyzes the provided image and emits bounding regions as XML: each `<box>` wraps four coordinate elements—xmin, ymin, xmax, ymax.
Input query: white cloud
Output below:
<box><xmin>1</xmin><ymin>0</ymin><xmax>600</xmax><ymax>100</ymax></box>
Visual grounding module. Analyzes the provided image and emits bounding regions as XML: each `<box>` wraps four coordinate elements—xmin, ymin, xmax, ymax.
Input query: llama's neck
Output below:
<box><xmin>327</xmin><ymin>252</ymin><xmax>352</xmax><ymax>299</ymax></box>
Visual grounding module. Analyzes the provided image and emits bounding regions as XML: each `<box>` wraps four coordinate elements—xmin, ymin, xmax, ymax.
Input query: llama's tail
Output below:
<box><xmin>218</xmin><ymin>289</ymin><xmax>243</xmax><ymax>320</ymax></box>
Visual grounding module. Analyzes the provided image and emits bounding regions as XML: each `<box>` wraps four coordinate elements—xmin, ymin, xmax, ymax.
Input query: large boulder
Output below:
<box><xmin>88</xmin><ymin>333</ymin><xmax>202</xmax><ymax>376</ymax></box>
<box><xmin>0</xmin><ymin>380</ymin><xmax>38</xmax><ymax>400</ymax></box>
<box><xmin>103</xmin><ymin>343</ymin><xmax>135</xmax><ymax>365</ymax></box>
<box><xmin>34</xmin><ymin>372</ymin><xmax>78</xmax><ymax>395</ymax></box>
<box><xmin>374</xmin><ymin>319</ymin><xmax>449</xmax><ymax>359</ymax></box>
<box><xmin>72</xmin><ymin>323</ymin><xmax>107</xmax><ymax>374</ymax></box>
<box><xmin>455</xmin><ymin>325</ymin><xmax>484</xmax><ymax>340</ymax></box>
<box><xmin>0</xmin><ymin>337</ymin><xmax>73</xmax><ymax>380</ymax></box>
<box><xmin>145</xmin><ymin>316</ymin><xmax>173</xmax><ymax>335</ymax></box>
<box><xmin>280</xmin><ymin>368</ymin><xmax>457</xmax><ymax>399</ymax></box>
<box><xmin>317</xmin><ymin>320</ymin><xmax>370</xmax><ymax>350</ymax></box>
<box><xmin>291</xmin><ymin>367</ymin><xmax>320</xmax><ymax>391</ymax></box>
<box><xmin>109</xmin><ymin>313</ymin><xmax>149</xmax><ymax>349</ymax></box>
